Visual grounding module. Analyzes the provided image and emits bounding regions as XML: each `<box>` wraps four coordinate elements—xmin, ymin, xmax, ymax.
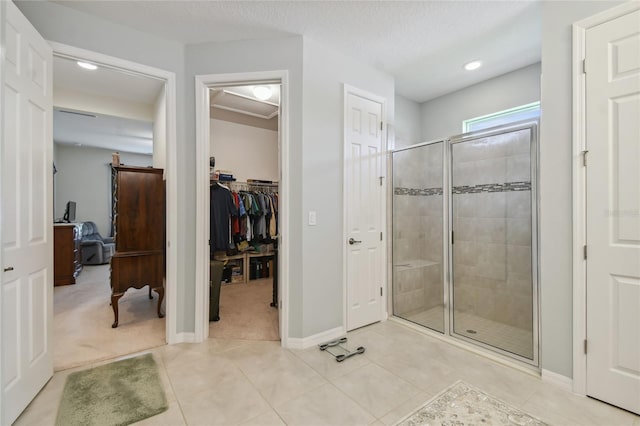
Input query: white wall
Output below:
<box><xmin>394</xmin><ymin>94</ymin><xmax>421</xmax><ymax>149</ymax></box>
<box><xmin>210</xmin><ymin>119</ymin><xmax>278</xmax><ymax>182</ymax></box>
<box><xmin>420</xmin><ymin>63</ymin><xmax>541</xmax><ymax>142</ymax></box>
<box><xmin>54</xmin><ymin>144</ymin><xmax>152</xmax><ymax>235</ymax></box>
<box><xmin>539</xmin><ymin>0</ymin><xmax>624</xmax><ymax>378</ymax></box>
<box><xmin>302</xmin><ymin>37</ymin><xmax>395</xmax><ymax>336</ymax></box>
<box><xmin>153</xmin><ymin>85</ymin><xmax>167</xmax><ymax>169</ymax></box>
<box><xmin>54</xmin><ymin>86</ymin><xmax>154</xmax><ymax>122</ymax></box>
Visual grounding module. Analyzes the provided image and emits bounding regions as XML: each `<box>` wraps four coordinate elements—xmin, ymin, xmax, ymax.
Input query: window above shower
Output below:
<box><xmin>462</xmin><ymin>102</ymin><xmax>541</xmax><ymax>133</ymax></box>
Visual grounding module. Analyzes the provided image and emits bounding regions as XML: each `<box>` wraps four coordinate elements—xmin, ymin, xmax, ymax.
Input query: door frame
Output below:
<box><xmin>0</xmin><ymin>2</ymin><xmax>7</xmax><ymax>422</ymax></box>
<box><xmin>194</xmin><ymin>70</ymin><xmax>290</xmax><ymax>345</ymax></box>
<box><xmin>48</xmin><ymin>42</ymin><xmax>180</xmax><ymax>344</ymax></box>
<box><xmin>342</xmin><ymin>85</ymin><xmax>388</xmax><ymax>331</ymax></box>
<box><xmin>571</xmin><ymin>0</ymin><xmax>640</xmax><ymax>396</ymax></box>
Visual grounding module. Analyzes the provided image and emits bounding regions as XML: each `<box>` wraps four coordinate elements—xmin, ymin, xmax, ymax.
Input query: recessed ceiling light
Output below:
<box><xmin>464</xmin><ymin>60</ymin><xmax>482</xmax><ymax>71</ymax></box>
<box><xmin>253</xmin><ymin>86</ymin><xmax>272</xmax><ymax>101</ymax></box>
<box><xmin>77</xmin><ymin>61</ymin><xmax>98</xmax><ymax>70</ymax></box>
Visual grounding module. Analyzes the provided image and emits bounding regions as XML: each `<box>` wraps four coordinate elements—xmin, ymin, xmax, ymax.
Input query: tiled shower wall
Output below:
<box><xmin>392</xmin><ymin>143</ymin><xmax>444</xmax><ymax>319</ymax></box>
<box><xmin>452</xmin><ymin>129</ymin><xmax>533</xmax><ymax>332</ymax></box>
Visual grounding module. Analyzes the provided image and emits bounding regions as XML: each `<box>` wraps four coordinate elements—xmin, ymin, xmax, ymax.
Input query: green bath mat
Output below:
<box><xmin>56</xmin><ymin>353</ymin><xmax>168</xmax><ymax>426</ymax></box>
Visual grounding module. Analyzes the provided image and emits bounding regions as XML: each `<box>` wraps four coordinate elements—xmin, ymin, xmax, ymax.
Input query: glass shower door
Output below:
<box><xmin>392</xmin><ymin>141</ymin><xmax>445</xmax><ymax>333</ymax></box>
<box><xmin>450</xmin><ymin>125</ymin><xmax>537</xmax><ymax>361</ymax></box>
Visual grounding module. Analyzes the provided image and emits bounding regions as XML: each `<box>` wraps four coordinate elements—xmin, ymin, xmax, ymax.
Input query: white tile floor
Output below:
<box><xmin>16</xmin><ymin>320</ymin><xmax>639</xmax><ymax>426</ymax></box>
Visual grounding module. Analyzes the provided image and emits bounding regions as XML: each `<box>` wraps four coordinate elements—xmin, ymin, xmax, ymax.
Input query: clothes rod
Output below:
<box><xmin>231</xmin><ymin>181</ymin><xmax>279</xmax><ymax>187</ymax></box>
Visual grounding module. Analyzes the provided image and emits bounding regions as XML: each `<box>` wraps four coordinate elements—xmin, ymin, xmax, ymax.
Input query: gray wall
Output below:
<box><xmin>539</xmin><ymin>0</ymin><xmax>624</xmax><ymax>378</ymax></box>
<box><xmin>15</xmin><ymin>0</ymin><xmax>190</xmax><ymax>331</ymax></box>
<box><xmin>20</xmin><ymin>0</ymin><xmax>396</xmax><ymax>339</ymax></box>
<box><xmin>420</xmin><ymin>63</ymin><xmax>541</xmax><ymax>142</ymax></box>
<box><xmin>394</xmin><ymin>95</ymin><xmax>421</xmax><ymax>149</ymax></box>
<box><xmin>185</xmin><ymin>37</ymin><xmax>305</xmax><ymax>335</ymax></box>
<box><xmin>301</xmin><ymin>38</ymin><xmax>395</xmax><ymax>336</ymax></box>
<box><xmin>54</xmin><ymin>144</ymin><xmax>152</xmax><ymax>234</ymax></box>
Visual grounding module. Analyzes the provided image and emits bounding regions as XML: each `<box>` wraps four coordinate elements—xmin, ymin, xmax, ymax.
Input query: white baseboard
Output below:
<box><xmin>172</xmin><ymin>332</ymin><xmax>196</xmax><ymax>344</ymax></box>
<box><xmin>286</xmin><ymin>326</ymin><xmax>346</xmax><ymax>350</ymax></box>
<box><xmin>542</xmin><ymin>369</ymin><xmax>573</xmax><ymax>392</ymax></box>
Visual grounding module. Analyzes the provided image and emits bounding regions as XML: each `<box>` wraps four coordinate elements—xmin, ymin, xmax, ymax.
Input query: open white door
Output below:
<box><xmin>345</xmin><ymin>88</ymin><xmax>385</xmax><ymax>331</ymax></box>
<box><xmin>1</xmin><ymin>2</ymin><xmax>54</xmax><ymax>424</ymax></box>
<box><xmin>585</xmin><ymin>8</ymin><xmax>640</xmax><ymax>415</ymax></box>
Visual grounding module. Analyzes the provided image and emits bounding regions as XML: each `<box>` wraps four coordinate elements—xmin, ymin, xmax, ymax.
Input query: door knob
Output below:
<box><xmin>3</xmin><ymin>266</ymin><xmax>14</xmax><ymax>272</ymax></box>
<box><xmin>348</xmin><ymin>238</ymin><xmax>362</xmax><ymax>245</ymax></box>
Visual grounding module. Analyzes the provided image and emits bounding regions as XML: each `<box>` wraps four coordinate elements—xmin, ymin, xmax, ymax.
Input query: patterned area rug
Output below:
<box><xmin>395</xmin><ymin>381</ymin><xmax>547</xmax><ymax>426</ymax></box>
<box><xmin>56</xmin><ymin>353</ymin><xmax>168</xmax><ymax>426</ymax></box>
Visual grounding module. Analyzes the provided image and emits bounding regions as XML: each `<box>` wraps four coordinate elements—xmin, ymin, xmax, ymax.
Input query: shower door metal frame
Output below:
<box><xmin>390</xmin><ymin>120</ymin><xmax>540</xmax><ymax>369</ymax></box>
<box><xmin>391</xmin><ymin>139</ymin><xmax>450</xmax><ymax>335</ymax></box>
<box><xmin>448</xmin><ymin>120</ymin><xmax>540</xmax><ymax>367</ymax></box>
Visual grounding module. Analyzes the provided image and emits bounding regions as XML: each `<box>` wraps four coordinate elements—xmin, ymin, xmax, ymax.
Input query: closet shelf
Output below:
<box><xmin>213</xmin><ymin>251</ymin><xmax>276</xmax><ymax>285</ymax></box>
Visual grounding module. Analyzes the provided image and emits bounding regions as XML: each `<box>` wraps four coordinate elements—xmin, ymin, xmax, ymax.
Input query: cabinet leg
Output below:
<box><xmin>154</xmin><ymin>286</ymin><xmax>165</xmax><ymax>318</ymax></box>
<box><xmin>111</xmin><ymin>292</ymin><xmax>124</xmax><ymax>328</ymax></box>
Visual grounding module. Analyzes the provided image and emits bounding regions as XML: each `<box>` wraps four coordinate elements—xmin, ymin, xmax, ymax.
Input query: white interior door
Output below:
<box><xmin>585</xmin><ymin>9</ymin><xmax>640</xmax><ymax>415</ymax></box>
<box><xmin>345</xmin><ymin>89</ymin><xmax>385</xmax><ymax>331</ymax></box>
<box><xmin>1</xmin><ymin>2</ymin><xmax>54</xmax><ymax>424</ymax></box>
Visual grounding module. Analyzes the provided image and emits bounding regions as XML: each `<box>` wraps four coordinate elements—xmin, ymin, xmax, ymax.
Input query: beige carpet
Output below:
<box><xmin>209</xmin><ymin>278</ymin><xmax>280</xmax><ymax>341</ymax></box>
<box><xmin>54</xmin><ymin>264</ymin><xmax>166</xmax><ymax>371</ymax></box>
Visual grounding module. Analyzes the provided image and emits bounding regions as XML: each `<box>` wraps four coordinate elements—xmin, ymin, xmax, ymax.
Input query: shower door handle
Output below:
<box><xmin>348</xmin><ymin>238</ymin><xmax>362</xmax><ymax>245</ymax></box>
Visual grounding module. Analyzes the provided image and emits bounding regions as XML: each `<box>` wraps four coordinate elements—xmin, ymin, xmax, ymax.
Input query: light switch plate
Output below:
<box><xmin>308</xmin><ymin>211</ymin><xmax>317</xmax><ymax>226</ymax></box>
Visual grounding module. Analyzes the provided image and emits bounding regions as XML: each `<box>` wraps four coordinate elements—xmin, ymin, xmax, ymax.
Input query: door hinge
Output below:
<box><xmin>380</xmin><ymin>287</ymin><xmax>383</xmax><ymax>296</ymax></box>
<box><xmin>582</xmin><ymin>150</ymin><xmax>588</xmax><ymax>167</ymax></box>
<box><xmin>208</xmin><ymin>239</ymin><xmax>211</xmax><ymax>246</ymax></box>
<box><xmin>379</xmin><ymin>176</ymin><xmax>384</xmax><ymax>186</ymax></box>
<box><xmin>451</xmin><ymin>231</ymin><xmax>454</xmax><ymax>244</ymax></box>
<box><xmin>582</xmin><ymin>58</ymin><xmax>586</xmax><ymax>74</ymax></box>
<box><xmin>584</xmin><ymin>339</ymin><xmax>588</xmax><ymax>354</ymax></box>
<box><xmin>583</xmin><ymin>245</ymin><xmax>587</xmax><ymax>260</ymax></box>
<box><xmin>380</xmin><ymin>121</ymin><xmax>383</xmax><ymax>131</ymax></box>
<box><xmin>380</xmin><ymin>232</ymin><xmax>383</xmax><ymax>241</ymax></box>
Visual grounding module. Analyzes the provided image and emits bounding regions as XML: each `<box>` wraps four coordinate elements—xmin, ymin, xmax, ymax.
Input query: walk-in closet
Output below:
<box><xmin>208</xmin><ymin>84</ymin><xmax>281</xmax><ymax>341</ymax></box>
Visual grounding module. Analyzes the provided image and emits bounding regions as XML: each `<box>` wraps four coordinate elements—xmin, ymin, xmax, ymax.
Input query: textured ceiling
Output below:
<box><xmin>54</xmin><ymin>108</ymin><xmax>153</xmax><ymax>154</ymax></box>
<box><xmin>52</xmin><ymin>0</ymin><xmax>541</xmax><ymax>103</ymax></box>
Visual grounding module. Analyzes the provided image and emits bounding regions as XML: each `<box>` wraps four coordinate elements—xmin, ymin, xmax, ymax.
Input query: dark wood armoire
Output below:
<box><xmin>110</xmin><ymin>165</ymin><xmax>165</xmax><ymax>328</ymax></box>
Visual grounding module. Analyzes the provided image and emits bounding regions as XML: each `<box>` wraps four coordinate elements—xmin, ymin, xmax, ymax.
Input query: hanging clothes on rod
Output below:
<box><xmin>227</xmin><ymin>181</ymin><xmax>279</xmax><ymax>245</ymax></box>
<box><xmin>210</xmin><ymin>182</ymin><xmax>238</xmax><ymax>253</ymax></box>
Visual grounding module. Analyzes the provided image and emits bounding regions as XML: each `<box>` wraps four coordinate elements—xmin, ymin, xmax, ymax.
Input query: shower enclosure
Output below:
<box><xmin>392</xmin><ymin>121</ymin><xmax>538</xmax><ymax>365</ymax></box>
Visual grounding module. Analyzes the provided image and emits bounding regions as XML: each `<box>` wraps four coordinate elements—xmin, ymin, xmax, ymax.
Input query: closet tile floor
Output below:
<box><xmin>16</xmin><ymin>320</ymin><xmax>639</xmax><ymax>426</ymax></box>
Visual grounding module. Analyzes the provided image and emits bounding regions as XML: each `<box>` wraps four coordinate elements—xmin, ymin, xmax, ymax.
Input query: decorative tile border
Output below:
<box><xmin>453</xmin><ymin>181</ymin><xmax>531</xmax><ymax>194</ymax></box>
<box><xmin>394</xmin><ymin>181</ymin><xmax>530</xmax><ymax>197</ymax></box>
<box><xmin>394</xmin><ymin>187</ymin><xmax>443</xmax><ymax>196</ymax></box>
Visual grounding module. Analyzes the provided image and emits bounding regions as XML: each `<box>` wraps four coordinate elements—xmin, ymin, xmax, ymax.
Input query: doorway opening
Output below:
<box><xmin>50</xmin><ymin>44</ymin><xmax>177</xmax><ymax>370</ymax></box>
<box><xmin>195</xmin><ymin>71</ymin><xmax>290</xmax><ymax>345</ymax></box>
<box><xmin>209</xmin><ymin>83</ymin><xmax>280</xmax><ymax>341</ymax></box>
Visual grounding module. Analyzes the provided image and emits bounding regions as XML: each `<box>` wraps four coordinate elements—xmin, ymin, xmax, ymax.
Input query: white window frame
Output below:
<box><xmin>463</xmin><ymin>101</ymin><xmax>540</xmax><ymax>133</ymax></box>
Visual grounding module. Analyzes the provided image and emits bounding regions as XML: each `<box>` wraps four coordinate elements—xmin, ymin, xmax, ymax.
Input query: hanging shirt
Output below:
<box><xmin>210</xmin><ymin>184</ymin><xmax>237</xmax><ymax>252</ymax></box>
<box><xmin>231</xmin><ymin>192</ymin><xmax>241</xmax><ymax>236</ymax></box>
<box><xmin>268</xmin><ymin>195</ymin><xmax>277</xmax><ymax>237</ymax></box>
